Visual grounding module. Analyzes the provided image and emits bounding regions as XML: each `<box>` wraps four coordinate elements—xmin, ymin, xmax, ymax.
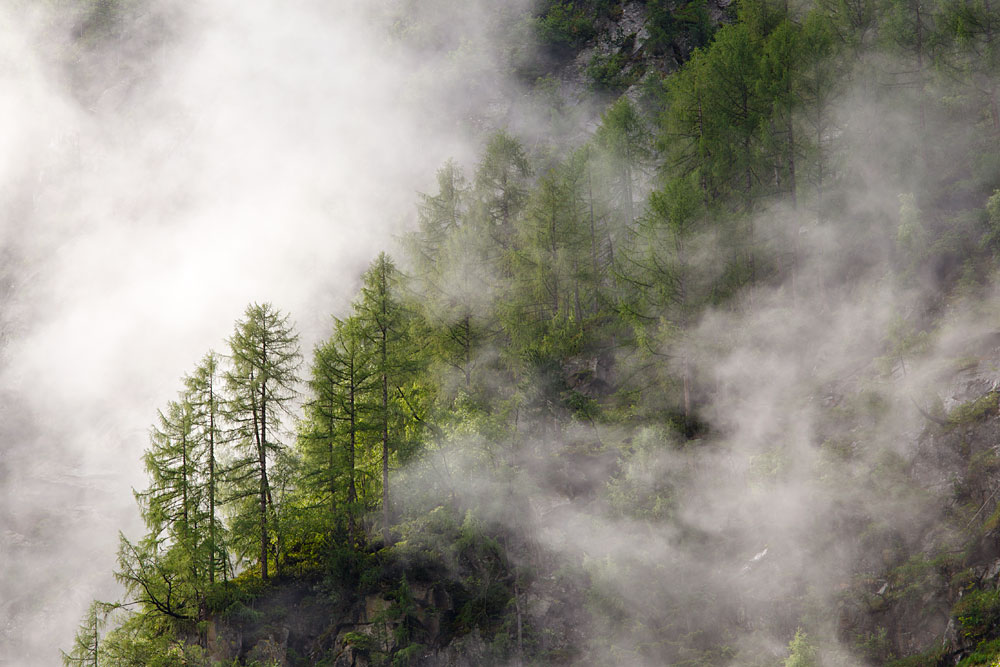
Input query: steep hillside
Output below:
<box><xmin>52</xmin><ymin>0</ymin><xmax>1000</xmax><ymax>664</ymax></box>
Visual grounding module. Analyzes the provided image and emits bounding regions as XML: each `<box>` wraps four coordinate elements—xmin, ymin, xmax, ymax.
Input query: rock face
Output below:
<box><xmin>834</xmin><ymin>365</ymin><xmax>1000</xmax><ymax>663</ymax></box>
<box><xmin>204</xmin><ymin>578</ymin><xmax>463</xmax><ymax>666</ymax></box>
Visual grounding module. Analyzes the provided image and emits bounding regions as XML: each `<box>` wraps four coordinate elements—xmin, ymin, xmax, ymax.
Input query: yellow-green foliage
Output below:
<box><xmin>954</xmin><ymin>589</ymin><xmax>1000</xmax><ymax>641</ymax></box>
<box><xmin>948</xmin><ymin>392</ymin><xmax>999</xmax><ymax>426</ymax></box>
<box><xmin>784</xmin><ymin>629</ymin><xmax>818</xmax><ymax>667</ymax></box>
<box><xmin>342</xmin><ymin>631</ymin><xmax>376</xmax><ymax>651</ymax></box>
<box><xmin>957</xmin><ymin>638</ymin><xmax>1000</xmax><ymax>666</ymax></box>
<box><xmin>886</xmin><ymin>644</ymin><xmax>948</xmax><ymax>667</ymax></box>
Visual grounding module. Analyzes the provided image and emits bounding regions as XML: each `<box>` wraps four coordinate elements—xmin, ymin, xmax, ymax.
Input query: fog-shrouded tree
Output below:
<box><xmin>356</xmin><ymin>253</ymin><xmax>423</xmax><ymax>544</ymax></box>
<box><xmin>407</xmin><ymin>161</ymin><xmax>489</xmax><ymax>392</ymax></box>
<box><xmin>135</xmin><ymin>398</ymin><xmax>199</xmax><ymax>552</ymax></box>
<box><xmin>61</xmin><ymin>600</ymin><xmax>110</xmax><ymax>667</ymax></box>
<box><xmin>595</xmin><ymin>97</ymin><xmax>652</xmax><ymax>229</ymax></box>
<box><xmin>300</xmin><ymin>315</ymin><xmax>376</xmax><ymax>543</ymax></box>
<box><xmin>473</xmin><ymin>130</ymin><xmax>532</xmax><ymax>272</ymax></box>
<box><xmin>410</xmin><ymin>159</ymin><xmax>469</xmax><ymax>275</ymax></box>
<box><xmin>619</xmin><ymin>173</ymin><xmax>706</xmax><ymax>426</ymax></box>
<box><xmin>938</xmin><ymin>0</ymin><xmax>1000</xmax><ymax>133</ymax></box>
<box><xmin>225</xmin><ymin>302</ymin><xmax>301</xmax><ymax>579</ymax></box>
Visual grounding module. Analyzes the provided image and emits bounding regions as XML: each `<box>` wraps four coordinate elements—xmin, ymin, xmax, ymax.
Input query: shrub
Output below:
<box><xmin>587</xmin><ymin>51</ymin><xmax>632</xmax><ymax>90</ymax></box>
<box><xmin>536</xmin><ymin>2</ymin><xmax>597</xmax><ymax>50</ymax></box>
<box><xmin>955</xmin><ymin>589</ymin><xmax>1000</xmax><ymax>641</ymax></box>
<box><xmin>948</xmin><ymin>392</ymin><xmax>999</xmax><ymax>426</ymax></box>
<box><xmin>958</xmin><ymin>638</ymin><xmax>1000</xmax><ymax>666</ymax></box>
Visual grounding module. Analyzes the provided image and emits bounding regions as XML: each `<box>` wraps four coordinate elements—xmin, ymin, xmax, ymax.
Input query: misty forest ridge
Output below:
<box><xmin>6</xmin><ymin>0</ymin><xmax>1000</xmax><ymax>665</ymax></box>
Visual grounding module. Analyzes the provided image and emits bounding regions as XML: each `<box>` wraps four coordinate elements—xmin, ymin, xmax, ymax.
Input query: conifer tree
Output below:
<box><xmin>411</xmin><ymin>160</ymin><xmax>468</xmax><ymax>276</ymax></box>
<box><xmin>356</xmin><ymin>254</ymin><xmax>418</xmax><ymax>543</ymax></box>
<box><xmin>61</xmin><ymin>601</ymin><xmax>108</xmax><ymax>667</ymax></box>
<box><xmin>408</xmin><ymin>161</ymin><xmax>500</xmax><ymax>398</ymax></box>
<box><xmin>620</xmin><ymin>173</ymin><xmax>705</xmax><ymax>424</ymax></box>
<box><xmin>225</xmin><ymin>302</ymin><xmax>301</xmax><ymax>579</ymax></box>
<box><xmin>473</xmin><ymin>131</ymin><xmax>532</xmax><ymax>270</ymax></box>
<box><xmin>595</xmin><ymin>97</ymin><xmax>652</xmax><ymax>228</ymax></box>
<box><xmin>509</xmin><ymin>160</ymin><xmax>592</xmax><ymax>339</ymax></box>
<box><xmin>938</xmin><ymin>0</ymin><xmax>1000</xmax><ymax>133</ymax></box>
<box><xmin>183</xmin><ymin>351</ymin><xmax>225</xmax><ymax>583</ymax></box>
<box><xmin>135</xmin><ymin>398</ymin><xmax>201</xmax><ymax>558</ymax></box>
<box><xmin>301</xmin><ymin>315</ymin><xmax>374</xmax><ymax>541</ymax></box>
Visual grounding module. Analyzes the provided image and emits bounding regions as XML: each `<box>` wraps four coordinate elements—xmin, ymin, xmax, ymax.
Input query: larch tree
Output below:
<box><xmin>135</xmin><ymin>398</ymin><xmax>200</xmax><ymax>557</ymax></box>
<box><xmin>619</xmin><ymin>173</ymin><xmax>706</xmax><ymax>426</ymax></box>
<box><xmin>61</xmin><ymin>601</ymin><xmax>109</xmax><ymax>667</ymax></box>
<box><xmin>595</xmin><ymin>97</ymin><xmax>651</xmax><ymax>229</ymax></box>
<box><xmin>356</xmin><ymin>253</ymin><xmax>418</xmax><ymax>544</ymax></box>
<box><xmin>225</xmin><ymin>302</ymin><xmax>301</xmax><ymax>579</ymax></box>
<box><xmin>301</xmin><ymin>315</ymin><xmax>375</xmax><ymax>543</ymax></box>
<box><xmin>183</xmin><ymin>351</ymin><xmax>226</xmax><ymax>583</ymax></box>
<box><xmin>473</xmin><ymin>130</ymin><xmax>532</xmax><ymax>273</ymax></box>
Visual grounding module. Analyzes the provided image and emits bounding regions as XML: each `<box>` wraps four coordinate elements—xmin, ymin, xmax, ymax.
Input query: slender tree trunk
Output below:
<box><xmin>742</xmin><ymin>91</ymin><xmax>755</xmax><ymax>294</ymax></box>
<box><xmin>381</xmin><ymin>359</ymin><xmax>389</xmax><ymax>544</ymax></box>
<box><xmin>463</xmin><ymin>313</ymin><xmax>472</xmax><ymax>388</ymax></box>
<box><xmin>348</xmin><ymin>354</ymin><xmax>357</xmax><ymax>542</ymax></box>
<box><xmin>381</xmin><ymin>294</ymin><xmax>390</xmax><ymax>545</ymax></box>
<box><xmin>787</xmin><ymin>110</ymin><xmax>797</xmax><ymax>210</ymax></box>
<box><xmin>550</xmin><ymin>207</ymin><xmax>559</xmax><ymax>317</ymax></box>
<box><xmin>181</xmin><ymin>429</ymin><xmax>189</xmax><ymax>529</ymax></box>
<box><xmin>208</xmin><ymin>378</ymin><xmax>216</xmax><ymax>584</ymax></box>
<box><xmin>587</xmin><ymin>165</ymin><xmax>600</xmax><ymax>315</ymax></box>
<box><xmin>513</xmin><ymin>577</ymin><xmax>524</xmax><ymax>666</ymax></box>
<box><xmin>786</xmin><ymin>86</ymin><xmax>798</xmax><ymax>302</ymax></box>
<box><xmin>675</xmin><ymin>231</ymin><xmax>692</xmax><ymax>428</ymax></box>
<box><xmin>250</xmin><ymin>362</ymin><xmax>269</xmax><ymax>580</ymax></box>
<box><xmin>623</xmin><ymin>162</ymin><xmax>634</xmax><ymax>226</ymax></box>
<box><xmin>816</xmin><ymin>105</ymin><xmax>825</xmax><ymax>223</ymax></box>
<box><xmin>329</xmin><ymin>409</ymin><xmax>336</xmax><ymax>514</ymax></box>
<box><xmin>991</xmin><ymin>87</ymin><xmax>1000</xmax><ymax>133</ymax></box>
<box><xmin>914</xmin><ymin>0</ymin><xmax>929</xmax><ymax>167</ymax></box>
<box><xmin>573</xmin><ymin>257</ymin><xmax>582</xmax><ymax>323</ymax></box>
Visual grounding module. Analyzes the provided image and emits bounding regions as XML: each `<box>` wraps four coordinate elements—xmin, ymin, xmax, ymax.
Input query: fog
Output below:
<box><xmin>0</xmin><ymin>0</ymin><xmax>531</xmax><ymax>662</ymax></box>
<box><xmin>392</xmin><ymin>56</ymin><xmax>1000</xmax><ymax>660</ymax></box>
<box><xmin>4</xmin><ymin>0</ymin><xmax>996</xmax><ymax>664</ymax></box>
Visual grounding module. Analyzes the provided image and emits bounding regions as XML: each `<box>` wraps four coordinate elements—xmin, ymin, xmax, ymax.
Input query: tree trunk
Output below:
<box><xmin>381</xmin><ymin>283</ymin><xmax>391</xmax><ymax>545</ymax></box>
<box><xmin>587</xmin><ymin>165</ymin><xmax>600</xmax><ymax>315</ymax></box>
<box><xmin>250</xmin><ymin>358</ymin><xmax>269</xmax><ymax>580</ymax></box>
<box><xmin>208</xmin><ymin>375</ymin><xmax>216</xmax><ymax>584</ymax></box>
<box><xmin>348</xmin><ymin>353</ymin><xmax>357</xmax><ymax>542</ymax></box>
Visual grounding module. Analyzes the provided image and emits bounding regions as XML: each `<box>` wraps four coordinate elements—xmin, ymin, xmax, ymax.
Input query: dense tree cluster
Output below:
<box><xmin>65</xmin><ymin>0</ymin><xmax>1000</xmax><ymax>662</ymax></box>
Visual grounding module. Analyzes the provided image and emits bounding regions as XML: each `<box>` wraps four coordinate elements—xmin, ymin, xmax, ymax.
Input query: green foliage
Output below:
<box><xmin>983</xmin><ymin>190</ymin><xmax>1000</xmax><ymax>253</ymax></box>
<box><xmin>65</xmin><ymin>0</ymin><xmax>1000</xmax><ymax>661</ymax></box>
<box><xmin>955</xmin><ymin>589</ymin><xmax>1000</xmax><ymax>641</ymax></box>
<box><xmin>877</xmin><ymin>314</ymin><xmax>930</xmax><ymax>377</ymax></box>
<box><xmin>958</xmin><ymin>638</ymin><xmax>1000</xmax><ymax>666</ymax></box>
<box><xmin>343</xmin><ymin>631</ymin><xmax>376</xmax><ymax>651</ymax></box>
<box><xmin>452</xmin><ymin>513</ymin><xmax>515</xmax><ymax>636</ymax></box>
<box><xmin>645</xmin><ymin>0</ymin><xmax>715</xmax><ymax>59</ymax></box>
<box><xmin>61</xmin><ymin>601</ymin><xmax>110</xmax><ymax>667</ymax></box>
<box><xmin>886</xmin><ymin>643</ymin><xmax>949</xmax><ymax>667</ymax></box>
<box><xmin>606</xmin><ymin>425</ymin><xmax>679</xmax><ymax>520</ymax></box>
<box><xmin>948</xmin><ymin>392</ymin><xmax>999</xmax><ymax>426</ymax></box>
<box><xmin>587</xmin><ymin>51</ymin><xmax>632</xmax><ymax>91</ymax></box>
<box><xmin>225</xmin><ymin>302</ymin><xmax>302</xmax><ymax>579</ymax></box>
<box><xmin>856</xmin><ymin>626</ymin><xmax>895</xmax><ymax>663</ymax></box>
<box><xmin>784</xmin><ymin>629</ymin><xmax>818</xmax><ymax>667</ymax></box>
<box><xmin>536</xmin><ymin>2</ymin><xmax>597</xmax><ymax>50</ymax></box>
